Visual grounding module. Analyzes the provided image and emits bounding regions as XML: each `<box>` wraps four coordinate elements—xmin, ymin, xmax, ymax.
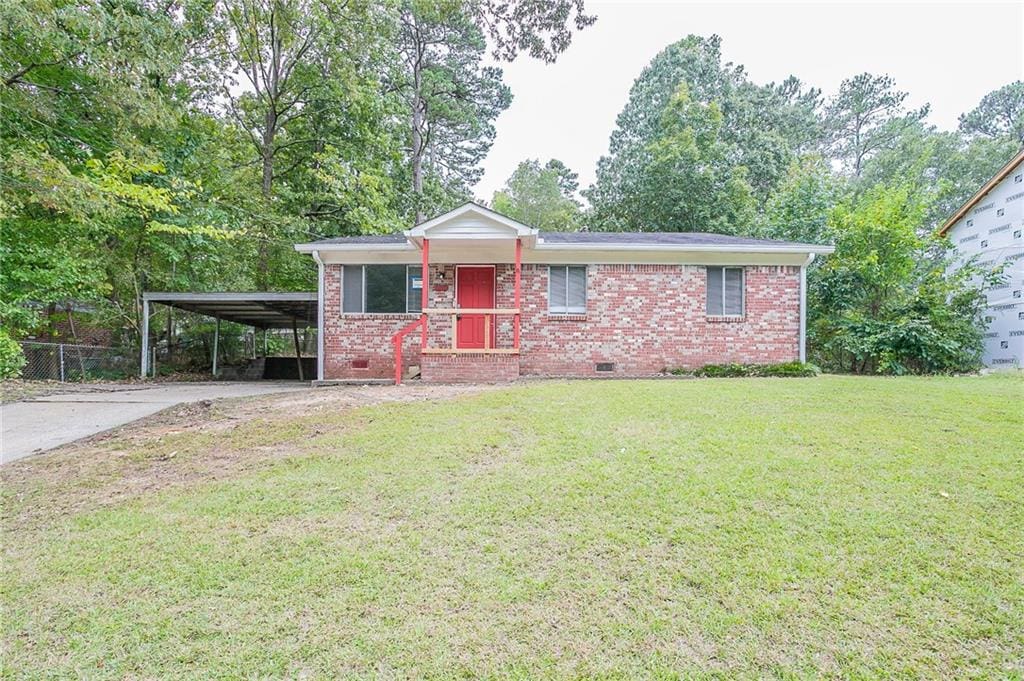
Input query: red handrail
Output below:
<box><xmin>391</xmin><ymin>317</ymin><xmax>425</xmax><ymax>385</ymax></box>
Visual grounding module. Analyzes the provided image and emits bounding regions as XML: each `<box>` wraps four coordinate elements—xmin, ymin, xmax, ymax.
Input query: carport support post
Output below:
<box><xmin>292</xmin><ymin>320</ymin><xmax>305</xmax><ymax>381</ymax></box>
<box><xmin>140</xmin><ymin>298</ymin><xmax>150</xmax><ymax>378</ymax></box>
<box><xmin>212</xmin><ymin>317</ymin><xmax>220</xmax><ymax>377</ymax></box>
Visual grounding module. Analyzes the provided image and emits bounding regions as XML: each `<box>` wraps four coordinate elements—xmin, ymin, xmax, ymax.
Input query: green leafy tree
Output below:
<box><xmin>491</xmin><ymin>159</ymin><xmax>582</xmax><ymax>230</ymax></box>
<box><xmin>392</xmin><ymin>0</ymin><xmax>594</xmax><ymax>222</ymax></box>
<box><xmin>823</xmin><ymin>73</ymin><xmax>929</xmax><ymax>177</ymax></box>
<box><xmin>468</xmin><ymin>0</ymin><xmax>596</xmax><ymax>63</ymax></box>
<box><xmin>585</xmin><ymin>35</ymin><xmax>819</xmax><ymax>230</ymax></box>
<box><xmin>209</xmin><ymin>0</ymin><xmax>398</xmax><ymax>286</ymax></box>
<box><xmin>760</xmin><ymin>155</ymin><xmax>841</xmax><ymax>244</ymax></box>
<box><xmin>393</xmin><ymin>1</ymin><xmax>512</xmax><ymax>222</ymax></box>
<box><xmin>633</xmin><ymin>84</ymin><xmax>756</xmax><ymax>233</ymax></box>
<box><xmin>0</xmin><ymin>0</ymin><xmax>243</xmax><ymax>341</ymax></box>
<box><xmin>809</xmin><ymin>183</ymin><xmax>991</xmax><ymax>374</ymax></box>
<box><xmin>958</xmin><ymin>81</ymin><xmax>1024</xmax><ymax>143</ymax></box>
<box><xmin>855</xmin><ymin>118</ymin><xmax>1020</xmax><ymax>231</ymax></box>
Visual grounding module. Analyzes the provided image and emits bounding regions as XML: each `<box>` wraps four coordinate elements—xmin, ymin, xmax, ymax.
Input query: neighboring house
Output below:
<box><xmin>939</xmin><ymin>148</ymin><xmax>1024</xmax><ymax>369</ymax></box>
<box><xmin>295</xmin><ymin>203</ymin><xmax>834</xmax><ymax>383</ymax></box>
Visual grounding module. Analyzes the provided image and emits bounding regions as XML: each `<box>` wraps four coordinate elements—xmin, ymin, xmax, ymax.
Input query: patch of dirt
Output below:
<box><xmin>1</xmin><ymin>383</ymin><xmax>499</xmax><ymax>529</ymax></box>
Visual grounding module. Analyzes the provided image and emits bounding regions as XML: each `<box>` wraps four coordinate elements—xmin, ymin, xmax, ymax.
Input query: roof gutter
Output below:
<box><xmin>295</xmin><ymin>242</ymin><xmax>412</xmax><ymax>253</ymax></box>
<box><xmin>295</xmin><ymin>240</ymin><xmax>835</xmax><ymax>255</ymax></box>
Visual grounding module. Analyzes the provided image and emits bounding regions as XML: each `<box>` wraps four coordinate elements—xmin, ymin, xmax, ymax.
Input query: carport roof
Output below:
<box><xmin>143</xmin><ymin>292</ymin><xmax>317</xmax><ymax>329</ymax></box>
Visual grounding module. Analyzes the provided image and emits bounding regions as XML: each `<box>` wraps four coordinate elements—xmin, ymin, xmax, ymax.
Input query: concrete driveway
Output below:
<box><xmin>1</xmin><ymin>382</ymin><xmax>310</xmax><ymax>463</ymax></box>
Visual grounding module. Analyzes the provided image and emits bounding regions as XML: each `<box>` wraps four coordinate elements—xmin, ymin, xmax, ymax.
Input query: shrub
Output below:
<box><xmin>671</xmin><ymin>361</ymin><xmax>819</xmax><ymax>378</ymax></box>
<box><xmin>756</xmin><ymin>361</ymin><xmax>820</xmax><ymax>377</ymax></box>
<box><xmin>806</xmin><ymin>184</ymin><xmax>993</xmax><ymax>376</ymax></box>
<box><xmin>0</xmin><ymin>328</ymin><xmax>26</xmax><ymax>379</ymax></box>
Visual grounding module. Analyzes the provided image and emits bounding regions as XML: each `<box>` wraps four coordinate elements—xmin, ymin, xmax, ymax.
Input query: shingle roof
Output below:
<box><xmin>537</xmin><ymin>231</ymin><xmax>823</xmax><ymax>249</ymax></box>
<box><xmin>306</xmin><ymin>234</ymin><xmax>408</xmax><ymax>245</ymax></box>
<box><xmin>300</xmin><ymin>230</ymin><xmax>826</xmax><ymax>249</ymax></box>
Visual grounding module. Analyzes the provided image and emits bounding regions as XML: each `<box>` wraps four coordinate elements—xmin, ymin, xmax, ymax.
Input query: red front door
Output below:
<box><xmin>456</xmin><ymin>266</ymin><xmax>495</xmax><ymax>348</ymax></box>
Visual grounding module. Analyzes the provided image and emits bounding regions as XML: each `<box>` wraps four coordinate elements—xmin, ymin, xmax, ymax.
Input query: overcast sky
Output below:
<box><xmin>473</xmin><ymin>0</ymin><xmax>1024</xmax><ymax>202</ymax></box>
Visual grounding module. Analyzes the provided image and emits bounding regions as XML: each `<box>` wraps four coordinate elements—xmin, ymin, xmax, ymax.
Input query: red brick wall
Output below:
<box><xmin>321</xmin><ymin>263</ymin><xmax>801</xmax><ymax>380</ymax></box>
<box><xmin>321</xmin><ymin>264</ymin><xmax>421</xmax><ymax>379</ymax></box>
<box><xmin>518</xmin><ymin>264</ymin><xmax>800</xmax><ymax>377</ymax></box>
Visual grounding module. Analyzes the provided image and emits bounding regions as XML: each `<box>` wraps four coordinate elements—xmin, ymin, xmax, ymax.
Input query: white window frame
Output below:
<box><xmin>707</xmin><ymin>266</ymin><xmax>745</xmax><ymax>317</ymax></box>
<box><xmin>548</xmin><ymin>265</ymin><xmax>587</xmax><ymax>315</ymax></box>
<box><xmin>341</xmin><ymin>264</ymin><xmax>421</xmax><ymax>315</ymax></box>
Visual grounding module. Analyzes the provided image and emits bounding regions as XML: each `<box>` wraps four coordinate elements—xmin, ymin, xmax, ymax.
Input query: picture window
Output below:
<box><xmin>342</xmin><ymin>265</ymin><xmax>422</xmax><ymax>313</ymax></box>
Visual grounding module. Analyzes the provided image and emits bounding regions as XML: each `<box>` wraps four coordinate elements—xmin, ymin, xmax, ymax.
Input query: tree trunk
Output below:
<box><xmin>411</xmin><ymin>81</ymin><xmax>425</xmax><ymax>223</ymax></box>
<box><xmin>257</xmin><ymin>108</ymin><xmax>276</xmax><ymax>290</ymax></box>
<box><xmin>409</xmin><ymin>13</ymin><xmax>426</xmax><ymax>224</ymax></box>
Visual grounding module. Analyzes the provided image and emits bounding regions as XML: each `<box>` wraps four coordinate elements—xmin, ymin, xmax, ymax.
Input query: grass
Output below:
<box><xmin>3</xmin><ymin>375</ymin><xmax>1023</xmax><ymax>678</ymax></box>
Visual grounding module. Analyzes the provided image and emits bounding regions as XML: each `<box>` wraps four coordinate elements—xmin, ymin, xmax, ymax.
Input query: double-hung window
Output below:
<box><xmin>549</xmin><ymin>265</ymin><xmax>587</xmax><ymax>314</ymax></box>
<box><xmin>342</xmin><ymin>265</ymin><xmax>422</xmax><ymax>313</ymax></box>
<box><xmin>706</xmin><ymin>266</ymin><xmax>744</xmax><ymax>316</ymax></box>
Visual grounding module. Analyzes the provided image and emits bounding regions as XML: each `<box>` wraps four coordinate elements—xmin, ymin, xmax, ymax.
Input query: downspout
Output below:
<box><xmin>799</xmin><ymin>253</ymin><xmax>815</xmax><ymax>363</ymax></box>
<box><xmin>140</xmin><ymin>296</ymin><xmax>150</xmax><ymax>378</ymax></box>
<box><xmin>312</xmin><ymin>250</ymin><xmax>325</xmax><ymax>382</ymax></box>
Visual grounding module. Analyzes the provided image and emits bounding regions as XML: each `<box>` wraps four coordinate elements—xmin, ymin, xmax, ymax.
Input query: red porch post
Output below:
<box><xmin>393</xmin><ymin>337</ymin><xmax>403</xmax><ymax>385</ymax></box>
<box><xmin>420</xmin><ymin>238</ymin><xmax>429</xmax><ymax>348</ymax></box>
<box><xmin>513</xmin><ymin>237</ymin><xmax>522</xmax><ymax>349</ymax></box>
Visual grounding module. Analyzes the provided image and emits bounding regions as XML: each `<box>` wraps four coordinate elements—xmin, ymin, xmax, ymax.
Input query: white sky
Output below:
<box><xmin>473</xmin><ymin>0</ymin><xmax>1024</xmax><ymax>202</ymax></box>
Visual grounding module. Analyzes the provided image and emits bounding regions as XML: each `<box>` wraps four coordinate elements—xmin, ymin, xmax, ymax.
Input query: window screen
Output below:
<box><xmin>407</xmin><ymin>266</ymin><xmax>423</xmax><ymax>313</ymax></box>
<box><xmin>706</xmin><ymin>267</ymin><xmax>744</xmax><ymax>316</ymax></box>
<box><xmin>342</xmin><ymin>265</ymin><xmax>422</xmax><ymax>313</ymax></box>
<box><xmin>342</xmin><ymin>266</ymin><xmax>363</xmax><ymax>313</ymax></box>
<box><xmin>549</xmin><ymin>265</ymin><xmax>586</xmax><ymax>314</ymax></box>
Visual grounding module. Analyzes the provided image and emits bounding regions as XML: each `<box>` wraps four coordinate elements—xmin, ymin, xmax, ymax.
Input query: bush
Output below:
<box><xmin>0</xmin><ymin>328</ymin><xmax>26</xmax><ymax>379</ymax></box>
<box><xmin>756</xmin><ymin>361</ymin><xmax>821</xmax><ymax>377</ymax></box>
<box><xmin>671</xmin><ymin>361</ymin><xmax>819</xmax><ymax>378</ymax></box>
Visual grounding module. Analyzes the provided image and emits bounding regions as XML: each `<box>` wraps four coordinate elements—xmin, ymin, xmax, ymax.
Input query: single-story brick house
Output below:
<box><xmin>295</xmin><ymin>203</ymin><xmax>834</xmax><ymax>383</ymax></box>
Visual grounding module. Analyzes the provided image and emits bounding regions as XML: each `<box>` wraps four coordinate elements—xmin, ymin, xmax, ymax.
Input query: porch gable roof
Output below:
<box><xmin>405</xmin><ymin>202</ymin><xmax>539</xmax><ymax>243</ymax></box>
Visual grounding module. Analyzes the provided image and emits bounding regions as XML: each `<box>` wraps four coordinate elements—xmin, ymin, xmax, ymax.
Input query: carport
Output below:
<box><xmin>141</xmin><ymin>292</ymin><xmax>318</xmax><ymax>380</ymax></box>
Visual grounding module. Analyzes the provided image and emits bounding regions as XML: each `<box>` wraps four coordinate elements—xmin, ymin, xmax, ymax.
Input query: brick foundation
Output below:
<box><xmin>321</xmin><ymin>262</ymin><xmax>801</xmax><ymax>381</ymax></box>
<box><xmin>420</xmin><ymin>354</ymin><xmax>520</xmax><ymax>383</ymax></box>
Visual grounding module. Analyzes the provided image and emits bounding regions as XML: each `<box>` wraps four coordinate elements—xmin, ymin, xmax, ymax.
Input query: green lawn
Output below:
<box><xmin>3</xmin><ymin>375</ymin><xmax>1023</xmax><ymax>678</ymax></box>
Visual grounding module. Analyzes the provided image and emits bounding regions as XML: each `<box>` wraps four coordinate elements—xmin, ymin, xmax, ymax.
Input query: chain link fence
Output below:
<box><xmin>18</xmin><ymin>342</ymin><xmax>139</xmax><ymax>382</ymax></box>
